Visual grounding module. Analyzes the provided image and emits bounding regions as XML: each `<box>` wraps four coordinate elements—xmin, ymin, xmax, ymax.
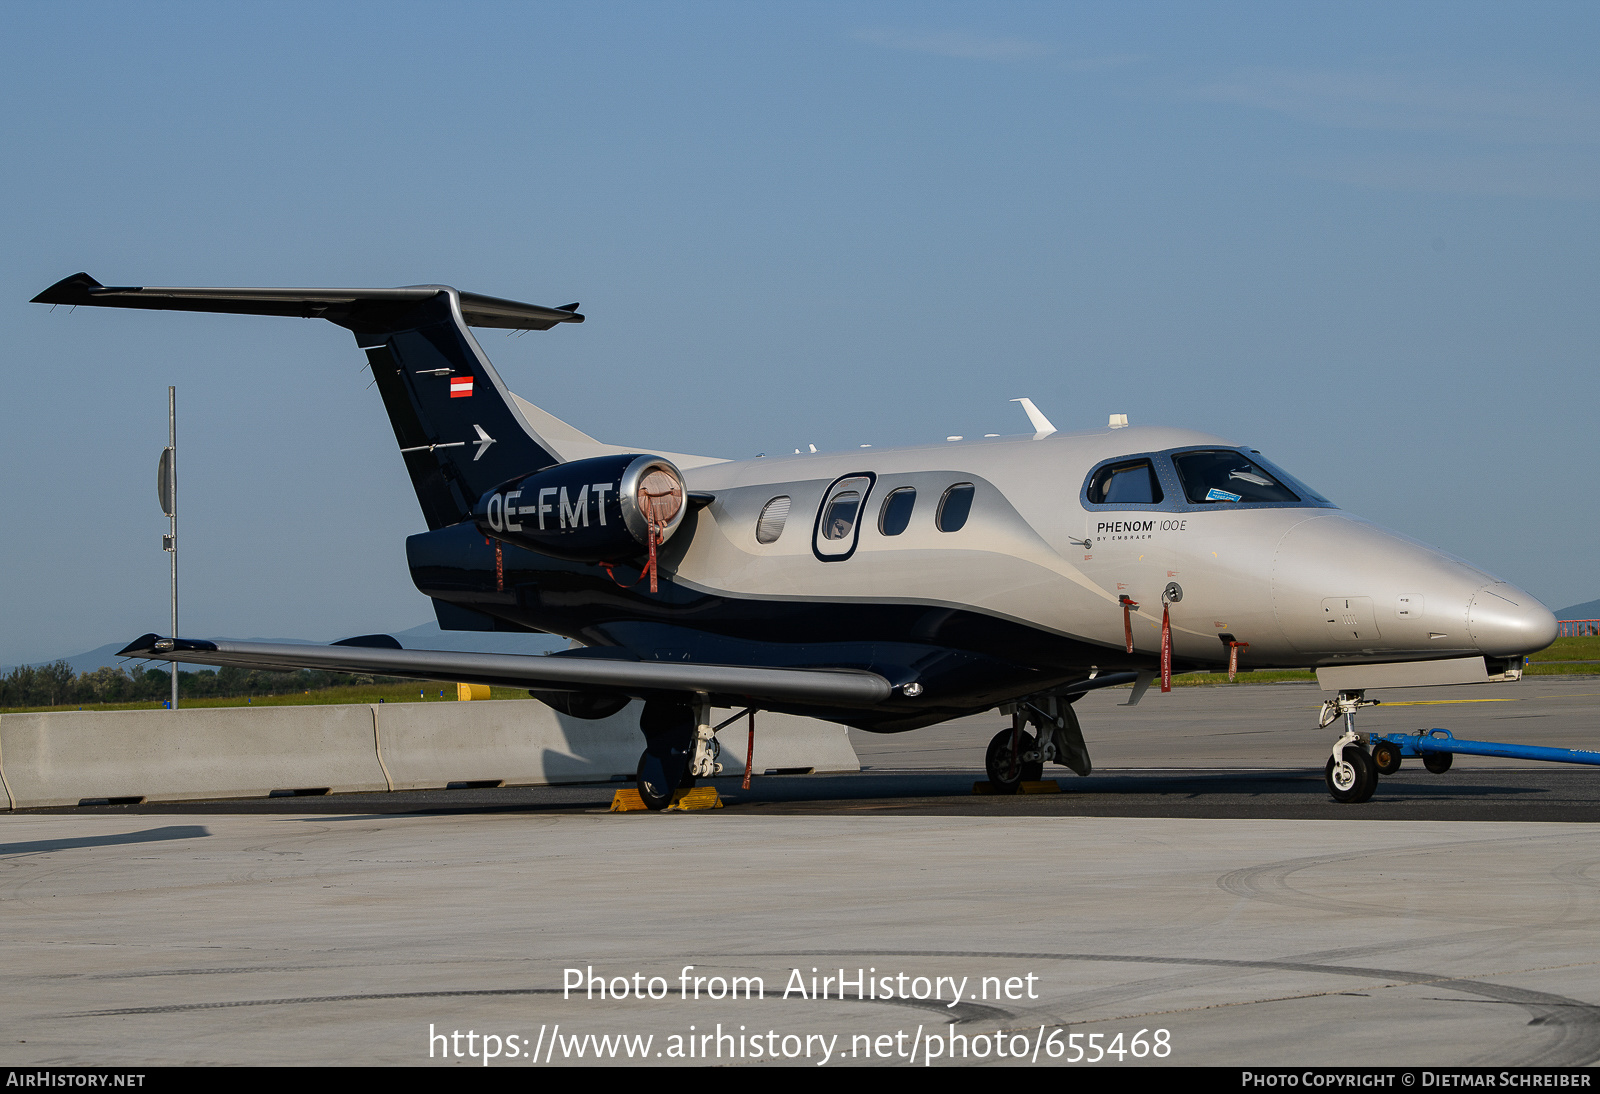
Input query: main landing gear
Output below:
<box><xmin>635</xmin><ymin>695</ymin><xmax>723</xmax><ymax>811</ymax></box>
<box><xmin>984</xmin><ymin>696</ymin><xmax>1092</xmax><ymax>794</ymax></box>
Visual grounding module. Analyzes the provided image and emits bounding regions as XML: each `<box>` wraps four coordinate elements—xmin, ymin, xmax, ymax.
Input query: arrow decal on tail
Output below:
<box><xmin>472</xmin><ymin>424</ymin><xmax>496</xmax><ymax>461</ymax></box>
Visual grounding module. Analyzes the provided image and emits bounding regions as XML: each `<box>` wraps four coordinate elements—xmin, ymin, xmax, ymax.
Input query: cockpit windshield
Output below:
<box><xmin>1172</xmin><ymin>450</ymin><xmax>1304</xmax><ymax>504</ymax></box>
<box><xmin>1082</xmin><ymin>447</ymin><xmax>1335</xmax><ymax>510</ymax></box>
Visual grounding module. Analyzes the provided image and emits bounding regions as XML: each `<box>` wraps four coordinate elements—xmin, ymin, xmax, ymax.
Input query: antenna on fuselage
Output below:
<box><xmin>1010</xmin><ymin>398</ymin><xmax>1057</xmax><ymax>438</ymax></box>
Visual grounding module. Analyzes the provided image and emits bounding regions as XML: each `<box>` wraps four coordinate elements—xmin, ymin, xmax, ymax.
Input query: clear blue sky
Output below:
<box><xmin>4</xmin><ymin>1</ymin><xmax>1597</xmax><ymax>665</ymax></box>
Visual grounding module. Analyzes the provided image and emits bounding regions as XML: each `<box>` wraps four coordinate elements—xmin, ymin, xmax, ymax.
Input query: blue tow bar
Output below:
<box><xmin>1371</xmin><ymin>729</ymin><xmax>1600</xmax><ymax>767</ymax></box>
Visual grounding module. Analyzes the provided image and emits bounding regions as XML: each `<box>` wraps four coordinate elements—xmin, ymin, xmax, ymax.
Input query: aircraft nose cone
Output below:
<box><xmin>1468</xmin><ymin>583</ymin><xmax>1558</xmax><ymax>657</ymax></box>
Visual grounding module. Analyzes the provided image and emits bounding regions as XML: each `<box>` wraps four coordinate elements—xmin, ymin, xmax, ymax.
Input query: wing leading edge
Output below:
<box><xmin>117</xmin><ymin>635</ymin><xmax>895</xmax><ymax>709</ymax></box>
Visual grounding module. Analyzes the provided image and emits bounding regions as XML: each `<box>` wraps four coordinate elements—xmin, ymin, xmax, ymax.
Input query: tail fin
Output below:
<box><xmin>351</xmin><ymin>291</ymin><xmax>576</xmax><ymax>528</ymax></box>
<box><xmin>33</xmin><ymin>273</ymin><xmax>585</xmax><ymax>528</ymax></box>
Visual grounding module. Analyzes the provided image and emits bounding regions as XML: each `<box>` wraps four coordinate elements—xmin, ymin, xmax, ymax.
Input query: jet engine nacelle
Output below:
<box><xmin>474</xmin><ymin>453</ymin><xmax>687</xmax><ymax>562</ymax></box>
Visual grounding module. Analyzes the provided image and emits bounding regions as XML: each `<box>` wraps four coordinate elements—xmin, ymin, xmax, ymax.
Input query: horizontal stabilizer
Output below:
<box><xmin>118</xmin><ymin>635</ymin><xmax>893</xmax><ymax>709</ymax></box>
<box><xmin>32</xmin><ymin>273</ymin><xmax>584</xmax><ymax>330</ymax></box>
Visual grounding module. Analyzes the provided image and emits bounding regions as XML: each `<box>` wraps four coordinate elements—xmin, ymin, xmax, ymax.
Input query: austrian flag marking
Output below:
<box><xmin>449</xmin><ymin>375</ymin><xmax>474</xmax><ymax>398</ymax></box>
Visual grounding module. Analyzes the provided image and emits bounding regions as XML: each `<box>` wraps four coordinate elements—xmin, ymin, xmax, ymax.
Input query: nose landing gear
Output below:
<box><xmin>1319</xmin><ymin>689</ymin><xmax>1382</xmax><ymax>804</ymax></box>
<box><xmin>1314</xmin><ymin>689</ymin><xmax>1600</xmax><ymax>803</ymax></box>
<box><xmin>1325</xmin><ymin>731</ymin><xmax>1378</xmax><ymax>803</ymax></box>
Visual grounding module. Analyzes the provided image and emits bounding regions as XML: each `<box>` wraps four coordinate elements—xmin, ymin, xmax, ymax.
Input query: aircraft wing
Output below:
<box><xmin>117</xmin><ymin>635</ymin><xmax>895</xmax><ymax>709</ymax></box>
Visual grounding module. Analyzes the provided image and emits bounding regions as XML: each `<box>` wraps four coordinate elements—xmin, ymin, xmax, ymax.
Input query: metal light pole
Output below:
<box><xmin>157</xmin><ymin>388</ymin><xmax>178</xmax><ymax>710</ymax></box>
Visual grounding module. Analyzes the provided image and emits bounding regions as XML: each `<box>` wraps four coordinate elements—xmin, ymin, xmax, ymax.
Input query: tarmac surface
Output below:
<box><xmin>3</xmin><ymin>677</ymin><xmax>1598</xmax><ymax>1066</ymax></box>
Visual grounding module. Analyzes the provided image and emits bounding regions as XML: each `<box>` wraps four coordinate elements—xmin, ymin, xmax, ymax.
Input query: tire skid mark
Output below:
<box><xmin>1217</xmin><ymin>833</ymin><xmax>1593</xmax><ymax>922</ymax></box>
<box><xmin>753</xmin><ymin>949</ymin><xmax>1600</xmax><ymax>1066</ymax></box>
<box><xmin>67</xmin><ymin>986</ymin><xmax>566</xmax><ymax>1017</ymax></box>
<box><xmin>64</xmin><ymin>984</ymin><xmax>1012</xmax><ymax>1026</ymax></box>
<box><xmin>1552</xmin><ymin>858</ymin><xmax>1600</xmax><ymax>890</ymax></box>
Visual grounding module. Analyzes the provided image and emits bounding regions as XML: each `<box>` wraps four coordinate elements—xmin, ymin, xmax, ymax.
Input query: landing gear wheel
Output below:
<box><xmin>986</xmin><ymin>729</ymin><xmax>1038</xmax><ymax>794</ymax></box>
<box><xmin>1422</xmin><ymin>750</ymin><xmax>1453</xmax><ymax>774</ymax></box>
<box><xmin>1371</xmin><ymin>740</ymin><xmax>1403</xmax><ymax>776</ymax></box>
<box><xmin>636</xmin><ymin>751</ymin><xmax>682</xmax><ymax>811</ymax></box>
<box><xmin>636</xmin><ymin>697</ymin><xmax>695</xmax><ymax>811</ymax></box>
<box><xmin>1325</xmin><ymin>745</ymin><xmax>1377</xmax><ymax>803</ymax></box>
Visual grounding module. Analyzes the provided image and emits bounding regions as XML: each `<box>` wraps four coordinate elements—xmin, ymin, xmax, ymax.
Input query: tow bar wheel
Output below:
<box><xmin>1371</xmin><ymin>740</ymin><xmax>1403</xmax><ymax>776</ymax></box>
<box><xmin>1325</xmin><ymin>745</ymin><xmax>1377</xmax><ymax>803</ymax></box>
<box><xmin>1422</xmin><ymin>750</ymin><xmax>1454</xmax><ymax>774</ymax></box>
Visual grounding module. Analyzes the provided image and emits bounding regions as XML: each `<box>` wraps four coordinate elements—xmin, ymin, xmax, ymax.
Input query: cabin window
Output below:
<box><xmin>936</xmin><ymin>483</ymin><xmax>975</xmax><ymax>532</ymax></box>
<box><xmin>822</xmin><ymin>490</ymin><xmax>863</xmax><ymax>540</ymax></box>
<box><xmin>878</xmin><ymin>488</ymin><xmax>916</xmax><ymax>536</ymax></box>
<box><xmin>755</xmin><ymin>496</ymin><xmax>791</xmax><ymax>543</ymax></box>
<box><xmin>1172</xmin><ymin>450</ymin><xmax>1300</xmax><ymax>504</ymax></box>
<box><xmin>814</xmin><ymin>475</ymin><xmax>875</xmax><ymax>559</ymax></box>
<box><xmin>1087</xmin><ymin>459</ymin><xmax>1163</xmax><ymax>505</ymax></box>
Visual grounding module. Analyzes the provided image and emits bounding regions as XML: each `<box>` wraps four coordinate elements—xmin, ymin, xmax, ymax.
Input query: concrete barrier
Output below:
<box><xmin>375</xmin><ymin>701</ymin><xmax>861</xmax><ymax>788</ymax></box>
<box><xmin>0</xmin><ymin>701</ymin><xmax>861</xmax><ymax>808</ymax></box>
<box><xmin>0</xmin><ymin>705</ymin><xmax>389</xmax><ymax>809</ymax></box>
<box><xmin>0</xmin><ymin>729</ymin><xmax>13</xmax><ymax>811</ymax></box>
<box><xmin>714</xmin><ymin>711</ymin><xmax>860</xmax><ymax>775</ymax></box>
<box><xmin>374</xmin><ymin>699</ymin><xmax>643</xmax><ymax>789</ymax></box>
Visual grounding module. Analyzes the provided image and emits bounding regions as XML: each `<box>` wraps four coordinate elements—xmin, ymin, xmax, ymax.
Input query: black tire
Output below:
<box><xmin>986</xmin><ymin>729</ymin><xmax>1034</xmax><ymax>794</ymax></box>
<box><xmin>1371</xmin><ymin>741</ymin><xmax>1402</xmax><ymax>776</ymax></box>
<box><xmin>636</xmin><ymin>751</ymin><xmax>677</xmax><ymax>811</ymax></box>
<box><xmin>636</xmin><ymin>698</ymin><xmax>695</xmax><ymax>810</ymax></box>
<box><xmin>1325</xmin><ymin>745</ymin><xmax>1377</xmax><ymax>803</ymax></box>
<box><xmin>1422</xmin><ymin>750</ymin><xmax>1453</xmax><ymax>774</ymax></box>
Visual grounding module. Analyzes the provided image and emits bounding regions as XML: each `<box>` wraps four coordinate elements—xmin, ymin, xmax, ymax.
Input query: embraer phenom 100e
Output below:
<box><xmin>34</xmin><ymin>273</ymin><xmax>1557</xmax><ymax>808</ymax></box>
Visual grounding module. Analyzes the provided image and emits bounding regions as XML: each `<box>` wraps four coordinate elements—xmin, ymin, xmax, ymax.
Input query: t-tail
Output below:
<box><xmin>31</xmin><ymin>272</ymin><xmax>585</xmax><ymax>528</ymax></box>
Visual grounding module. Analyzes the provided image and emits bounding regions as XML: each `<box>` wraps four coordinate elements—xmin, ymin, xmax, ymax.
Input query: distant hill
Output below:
<box><xmin>1557</xmin><ymin>599</ymin><xmax>1600</xmax><ymax>621</ymax></box>
<box><xmin>5</xmin><ymin>622</ymin><xmax>565</xmax><ymax>677</ymax></box>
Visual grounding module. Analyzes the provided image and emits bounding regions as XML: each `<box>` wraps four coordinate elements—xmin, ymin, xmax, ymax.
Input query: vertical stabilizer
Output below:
<box><xmin>30</xmin><ymin>273</ymin><xmax>591</xmax><ymax>529</ymax></box>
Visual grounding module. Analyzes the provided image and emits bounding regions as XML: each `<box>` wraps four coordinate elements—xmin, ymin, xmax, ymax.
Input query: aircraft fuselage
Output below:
<box><xmin>409</xmin><ymin>424</ymin><xmax>1556</xmax><ymax>731</ymax></box>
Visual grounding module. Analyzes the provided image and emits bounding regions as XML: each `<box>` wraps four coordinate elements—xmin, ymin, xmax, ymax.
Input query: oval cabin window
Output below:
<box><xmin>936</xmin><ymin>483</ymin><xmax>975</xmax><ymax>532</ymax></box>
<box><xmin>878</xmin><ymin>488</ymin><xmax>916</xmax><ymax>536</ymax></box>
<box><xmin>755</xmin><ymin>496</ymin><xmax>791</xmax><ymax>544</ymax></box>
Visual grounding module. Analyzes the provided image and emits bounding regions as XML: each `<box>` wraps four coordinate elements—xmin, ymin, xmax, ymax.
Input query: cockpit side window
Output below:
<box><xmin>1087</xmin><ymin>460</ymin><xmax>1163</xmax><ymax>505</ymax></box>
<box><xmin>1172</xmin><ymin>450</ymin><xmax>1300</xmax><ymax>504</ymax></box>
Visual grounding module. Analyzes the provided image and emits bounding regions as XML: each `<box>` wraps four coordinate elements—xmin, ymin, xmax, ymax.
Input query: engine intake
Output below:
<box><xmin>474</xmin><ymin>453</ymin><xmax>687</xmax><ymax>562</ymax></box>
